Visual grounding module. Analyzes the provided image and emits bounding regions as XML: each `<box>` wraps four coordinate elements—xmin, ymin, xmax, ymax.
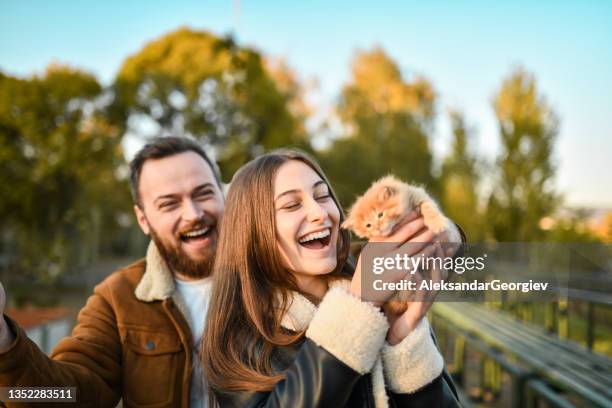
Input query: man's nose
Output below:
<box><xmin>182</xmin><ymin>199</ymin><xmax>203</xmax><ymax>222</ymax></box>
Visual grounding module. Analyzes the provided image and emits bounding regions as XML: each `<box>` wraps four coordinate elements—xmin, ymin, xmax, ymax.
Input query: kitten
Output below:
<box><xmin>342</xmin><ymin>175</ymin><xmax>448</xmax><ymax>315</ymax></box>
<box><xmin>342</xmin><ymin>175</ymin><xmax>447</xmax><ymax>238</ymax></box>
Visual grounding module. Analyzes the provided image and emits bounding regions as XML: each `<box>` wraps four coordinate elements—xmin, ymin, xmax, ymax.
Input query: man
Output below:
<box><xmin>0</xmin><ymin>137</ymin><xmax>224</xmax><ymax>407</ymax></box>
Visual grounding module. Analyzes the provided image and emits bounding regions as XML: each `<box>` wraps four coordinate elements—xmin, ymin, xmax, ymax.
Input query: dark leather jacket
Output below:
<box><xmin>213</xmin><ymin>334</ymin><xmax>461</xmax><ymax>407</ymax></box>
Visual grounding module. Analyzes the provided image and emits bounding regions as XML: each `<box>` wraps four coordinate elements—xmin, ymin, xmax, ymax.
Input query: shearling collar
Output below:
<box><xmin>135</xmin><ymin>241</ymin><xmax>176</xmax><ymax>302</ymax></box>
<box><xmin>280</xmin><ymin>279</ymin><xmax>346</xmax><ymax>332</ymax></box>
<box><xmin>134</xmin><ymin>242</ymin><xmax>195</xmax><ymax>331</ymax></box>
<box><xmin>280</xmin><ymin>280</ymin><xmax>389</xmax><ymax>408</ymax></box>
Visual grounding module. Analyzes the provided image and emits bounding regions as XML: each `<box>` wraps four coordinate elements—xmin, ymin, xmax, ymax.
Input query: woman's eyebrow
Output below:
<box><xmin>312</xmin><ymin>180</ymin><xmax>326</xmax><ymax>189</ymax></box>
<box><xmin>275</xmin><ymin>189</ymin><xmax>299</xmax><ymax>202</ymax></box>
<box><xmin>275</xmin><ymin>180</ymin><xmax>327</xmax><ymax>202</ymax></box>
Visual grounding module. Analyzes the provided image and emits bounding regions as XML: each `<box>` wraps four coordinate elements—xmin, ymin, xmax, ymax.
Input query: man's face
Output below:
<box><xmin>134</xmin><ymin>151</ymin><xmax>224</xmax><ymax>279</ymax></box>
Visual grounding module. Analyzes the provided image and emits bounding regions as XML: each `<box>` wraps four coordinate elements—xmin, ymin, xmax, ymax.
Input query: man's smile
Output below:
<box><xmin>179</xmin><ymin>226</ymin><xmax>213</xmax><ymax>242</ymax></box>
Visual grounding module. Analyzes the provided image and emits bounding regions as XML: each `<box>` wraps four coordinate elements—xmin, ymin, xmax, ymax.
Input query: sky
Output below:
<box><xmin>1</xmin><ymin>0</ymin><xmax>611</xmax><ymax>207</ymax></box>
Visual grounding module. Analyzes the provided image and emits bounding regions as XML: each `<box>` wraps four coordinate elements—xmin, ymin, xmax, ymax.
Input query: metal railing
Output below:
<box><xmin>432</xmin><ymin>309</ymin><xmax>610</xmax><ymax>407</ymax></box>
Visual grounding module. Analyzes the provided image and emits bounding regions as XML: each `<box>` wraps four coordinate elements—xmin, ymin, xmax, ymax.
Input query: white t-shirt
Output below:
<box><xmin>174</xmin><ymin>277</ymin><xmax>213</xmax><ymax>408</ymax></box>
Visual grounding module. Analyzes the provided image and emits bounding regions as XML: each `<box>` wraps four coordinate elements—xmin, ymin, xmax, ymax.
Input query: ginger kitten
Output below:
<box><xmin>342</xmin><ymin>175</ymin><xmax>447</xmax><ymax>238</ymax></box>
<box><xmin>342</xmin><ymin>175</ymin><xmax>448</xmax><ymax>315</ymax></box>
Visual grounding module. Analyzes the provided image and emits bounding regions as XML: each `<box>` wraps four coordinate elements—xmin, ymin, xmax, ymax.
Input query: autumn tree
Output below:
<box><xmin>110</xmin><ymin>27</ymin><xmax>308</xmax><ymax>179</ymax></box>
<box><xmin>320</xmin><ymin>47</ymin><xmax>437</xmax><ymax>207</ymax></box>
<box><xmin>486</xmin><ymin>68</ymin><xmax>559</xmax><ymax>241</ymax></box>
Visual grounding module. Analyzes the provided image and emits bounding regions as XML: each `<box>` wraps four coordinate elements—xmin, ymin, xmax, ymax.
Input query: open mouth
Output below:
<box><xmin>298</xmin><ymin>228</ymin><xmax>332</xmax><ymax>250</ymax></box>
<box><xmin>179</xmin><ymin>226</ymin><xmax>213</xmax><ymax>243</ymax></box>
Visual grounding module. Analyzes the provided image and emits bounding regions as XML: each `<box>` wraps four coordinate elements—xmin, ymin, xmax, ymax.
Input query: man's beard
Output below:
<box><xmin>149</xmin><ymin>216</ymin><xmax>217</xmax><ymax>279</ymax></box>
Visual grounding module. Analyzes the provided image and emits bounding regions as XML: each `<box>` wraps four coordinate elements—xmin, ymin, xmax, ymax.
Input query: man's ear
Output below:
<box><xmin>134</xmin><ymin>205</ymin><xmax>150</xmax><ymax>235</ymax></box>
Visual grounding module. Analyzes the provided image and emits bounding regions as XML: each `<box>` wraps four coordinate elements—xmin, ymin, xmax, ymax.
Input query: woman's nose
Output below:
<box><xmin>305</xmin><ymin>199</ymin><xmax>326</xmax><ymax>222</ymax></box>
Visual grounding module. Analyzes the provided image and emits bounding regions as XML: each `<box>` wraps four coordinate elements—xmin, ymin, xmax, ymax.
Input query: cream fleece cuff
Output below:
<box><xmin>445</xmin><ymin>219</ymin><xmax>462</xmax><ymax>243</ymax></box>
<box><xmin>306</xmin><ymin>286</ymin><xmax>389</xmax><ymax>374</ymax></box>
<box><xmin>381</xmin><ymin>317</ymin><xmax>444</xmax><ymax>394</ymax></box>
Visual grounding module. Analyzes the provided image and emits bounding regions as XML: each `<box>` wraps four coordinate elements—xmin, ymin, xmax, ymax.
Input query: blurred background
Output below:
<box><xmin>1</xmin><ymin>1</ymin><xmax>611</xmax><ymax>406</ymax></box>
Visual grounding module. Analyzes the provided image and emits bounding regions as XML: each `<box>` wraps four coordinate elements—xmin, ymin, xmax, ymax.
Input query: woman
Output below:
<box><xmin>201</xmin><ymin>149</ymin><xmax>461</xmax><ymax>407</ymax></box>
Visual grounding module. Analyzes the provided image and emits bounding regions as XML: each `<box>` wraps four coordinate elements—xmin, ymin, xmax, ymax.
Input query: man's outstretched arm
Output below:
<box><xmin>0</xmin><ymin>281</ymin><xmax>122</xmax><ymax>407</ymax></box>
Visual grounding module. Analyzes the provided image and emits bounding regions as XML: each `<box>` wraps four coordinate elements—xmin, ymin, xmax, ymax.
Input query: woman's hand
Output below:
<box><xmin>385</xmin><ymin>242</ymin><xmax>450</xmax><ymax>345</ymax></box>
<box><xmin>349</xmin><ymin>211</ymin><xmax>437</xmax><ymax>305</ymax></box>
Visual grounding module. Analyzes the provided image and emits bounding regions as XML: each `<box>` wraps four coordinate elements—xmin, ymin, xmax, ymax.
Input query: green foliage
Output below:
<box><xmin>0</xmin><ymin>66</ymin><xmax>130</xmax><ymax>282</ymax></box>
<box><xmin>440</xmin><ymin>111</ymin><xmax>483</xmax><ymax>241</ymax></box>
<box><xmin>110</xmin><ymin>27</ymin><xmax>307</xmax><ymax>180</ymax></box>
<box><xmin>320</xmin><ymin>47</ymin><xmax>436</xmax><ymax>208</ymax></box>
<box><xmin>486</xmin><ymin>68</ymin><xmax>560</xmax><ymax>241</ymax></box>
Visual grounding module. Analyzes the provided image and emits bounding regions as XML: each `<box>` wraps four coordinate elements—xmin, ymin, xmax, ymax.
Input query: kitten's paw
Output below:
<box><xmin>383</xmin><ymin>300</ymin><xmax>408</xmax><ymax>317</ymax></box>
<box><xmin>420</xmin><ymin>202</ymin><xmax>448</xmax><ymax>234</ymax></box>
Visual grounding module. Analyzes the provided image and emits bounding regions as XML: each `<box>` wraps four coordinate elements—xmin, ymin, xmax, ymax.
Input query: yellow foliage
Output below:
<box><xmin>342</xmin><ymin>47</ymin><xmax>435</xmax><ymax>119</ymax></box>
<box><xmin>493</xmin><ymin>67</ymin><xmax>549</xmax><ymax>127</ymax></box>
<box><xmin>596</xmin><ymin>211</ymin><xmax>612</xmax><ymax>243</ymax></box>
<box><xmin>118</xmin><ymin>27</ymin><xmax>233</xmax><ymax>89</ymax></box>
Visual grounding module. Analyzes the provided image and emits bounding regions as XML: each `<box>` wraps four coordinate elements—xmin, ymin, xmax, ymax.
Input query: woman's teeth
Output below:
<box><xmin>298</xmin><ymin>229</ymin><xmax>330</xmax><ymax>243</ymax></box>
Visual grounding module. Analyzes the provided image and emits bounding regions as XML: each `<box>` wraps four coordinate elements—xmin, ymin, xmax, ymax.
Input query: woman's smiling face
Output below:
<box><xmin>274</xmin><ymin>160</ymin><xmax>340</xmax><ymax>281</ymax></box>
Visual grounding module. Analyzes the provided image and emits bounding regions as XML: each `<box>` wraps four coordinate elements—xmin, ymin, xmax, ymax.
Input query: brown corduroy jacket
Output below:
<box><xmin>0</xmin><ymin>243</ymin><xmax>197</xmax><ymax>408</ymax></box>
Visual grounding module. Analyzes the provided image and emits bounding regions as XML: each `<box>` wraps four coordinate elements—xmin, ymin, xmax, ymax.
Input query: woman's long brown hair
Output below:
<box><xmin>201</xmin><ymin>149</ymin><xmax>352</xmax><ymax>393</ymax></box>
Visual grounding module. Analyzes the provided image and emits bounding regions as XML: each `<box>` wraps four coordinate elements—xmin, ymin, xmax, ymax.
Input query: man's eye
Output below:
<box><xmin>159</xmin><ymin>202</ymin><xmax>178</xmax><ymax>210</ymax></box>
<box><xmin>195</xmin><ymin>190</ymin><xmax>214</xmax><ymax>200</ymax></box>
